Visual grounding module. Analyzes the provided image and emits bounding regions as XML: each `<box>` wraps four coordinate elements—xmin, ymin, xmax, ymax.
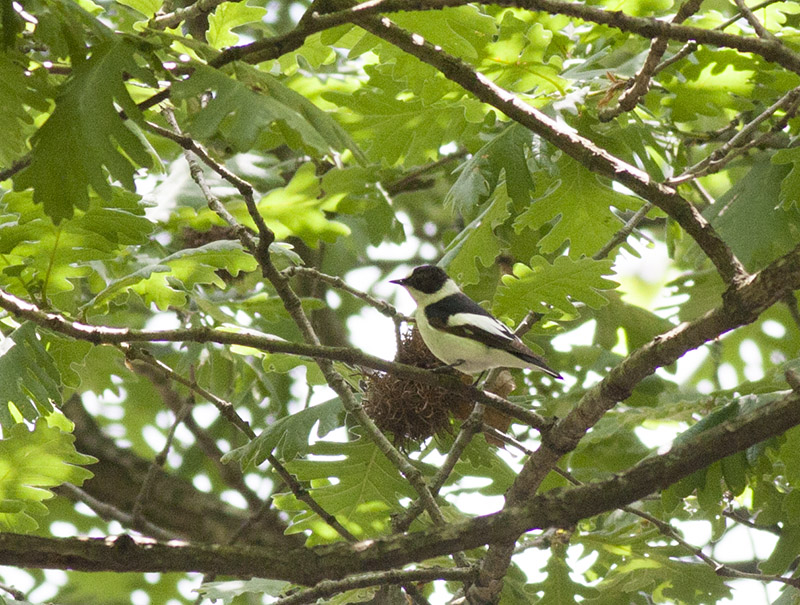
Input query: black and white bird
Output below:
<box><xmin>391</xmin><ymin>265</ymin><xmax>561</xmax><ymax>378</ymax></box>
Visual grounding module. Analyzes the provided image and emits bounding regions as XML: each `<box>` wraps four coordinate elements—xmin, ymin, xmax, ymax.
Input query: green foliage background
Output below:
<box><xmin>1</xmin><ymin>0</ymin><xmax>800</xmax><ymax>602</ymax></box>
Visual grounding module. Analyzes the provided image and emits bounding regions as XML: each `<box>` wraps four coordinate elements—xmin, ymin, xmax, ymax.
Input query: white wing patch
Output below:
<box><xmin>447</xmin><ymin>312</ymin><xmax>515</xmax><ymax>341</ymax></box>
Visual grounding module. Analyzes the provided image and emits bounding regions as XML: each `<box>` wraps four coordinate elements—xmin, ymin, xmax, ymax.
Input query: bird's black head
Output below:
<box><xmin>390</xmin><ymin>265</ymin><xmax>450</xmax><ymax>294</ymax></box>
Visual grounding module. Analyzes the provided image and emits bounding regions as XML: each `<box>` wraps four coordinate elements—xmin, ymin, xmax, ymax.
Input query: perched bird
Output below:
<box><xmin>391</xmin><ymin>265</ymin><xmax>561</xmax><ymax>378</ymax></box>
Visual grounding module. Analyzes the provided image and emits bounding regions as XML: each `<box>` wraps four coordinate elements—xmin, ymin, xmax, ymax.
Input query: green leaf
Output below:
<box><xmin>660</xmin><ymin>48</ymin><xmax>756</xmax><ymax>123</ymax></box>
<box><xmin>494</xmin><ymin>256</ymin><xmax>617</xmax><ymax>320</ymax></box>
<box><xmin>672</xmin><ymin>399</ymin><xmax>742</xmax><ymax>447</ymax></box>
<box><xmin>0</xmin><ymin>323</ymin><xmax>60</xmax><ymax>426</ymax></box>
<box><xmin>761</xmin><ymin>525</ymin><xmax>800</xmax><ymax>575</ymax></box>
<box><xmin>662</xmin><ymin>398</ymin><xmax>767</xmax><ymax>512</ymax></box>
<box><xmin>174</xmin><ymin>63</ymin><xmax>363</xmax><ymax>160</ymax></box>
<box><xmin>392</xmin><ymin>6</ymin><xmax>497</xmax><ymax>61</ymax></box>
<box><xmin>254</xmin><ymin>162</ymin><xmax>351</xmax><ymax>247</ymax></box>
<box><xmin>207</xmin><ymin>1</ymin><xmax>267</xmax><ymax>49</ymax></box>
<box><xmin>513</xmin><ymin>154</ymin><xmax>642</xmax><ymax>258</ymax></box>
<box><xmin>0</xmin><ymin>188</ymin><xmax>153</xmax><ymax>304</ymax></box>
<box><xmin>442</xmin><ymin>185</ymin><xmax>512</xmax><ymax>285</ymax></box>
<box><xmin>529</xmin><ymin>546</ymin><xmax>598</xmax><ymax>603</ymax></box>
<box><xmin>322</xmin><ymin>61</ymin><xmax>484</xmax><ymax>167</ymax></box>
<box><xmin>86</xmin><ymin>240</ymin><xmax>258</xmax><ymax>311</ymax></box>
<box><xmin>275</xmin><ymin>436</ymin><xmax>417</xmax><ymax>543</ymax></box>
<box><xmin>445</xmin><ymin>123</ymin><xmax>534</xmax><ymax>216</ymax></box>
<box><xmin>13</xmin><ymin>39</ymin><xmax>153</xmax><ymax>223</ymax></box>
<box><xmin>0</xmin><ymin>419</ymin><xmax>96</xmax><ymax>532</ymax></box>
<box><xmin>704</xmin><ymin>155</ymin><xmax>800</xmax><ymax>271</ymax></box>
<box><xmin>586</xmin><ymin>557</ymin><xmax>730</xmax><ymax>604</ymax></box>
<box><xmin>480</xmin><ymin>12</ymin><xmax>566</xmax><ymax>97</ymax></box>
<box><xmin>781</xmin><ymin>426</ymin><xmax>800</xmax><ymax>485</ymax></box>
<box><xmin>772</xmin><ymin>146</ymin><xmax>800</xmax><ymax>209</ymax></box>
<box><xmin>222</xmin><ymin>397</ymin><xmax>344</xmax><ymax>465</ymax></box>
<box><xmin>0</xmin><ymin>54</ymin><xmax>52</xmax><ymax>166</ymax></box>
<box><xmin>720</xmin><ymin>451</ymin><xmax>748</xmax><ymax>496</ymax></box>
<box><xmin>116</xmin><ymin>0</ymin><xmax>161</xmax><ymax>18</ymax></box>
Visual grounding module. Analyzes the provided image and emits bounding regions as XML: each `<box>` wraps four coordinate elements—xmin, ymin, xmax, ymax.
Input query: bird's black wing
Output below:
<box><xmin>425</xmin><ymin>293</ymin><xmax>561</xmax><ymax>377</ymax></box>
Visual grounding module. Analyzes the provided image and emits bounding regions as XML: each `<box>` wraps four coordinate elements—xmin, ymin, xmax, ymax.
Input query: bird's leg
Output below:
<box><xmin>430</xmin><ymin>360</ymin><xmax>466</xmax><ymax>374</ymax></box>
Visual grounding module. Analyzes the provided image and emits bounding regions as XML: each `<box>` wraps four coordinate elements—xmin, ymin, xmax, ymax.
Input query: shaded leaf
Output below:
<box><xmin>445</xmin><ymin>123</ymin><xmax>534</xmax><ymax>216</ymax></box>
<box><xmin>223</xmin><ymin>397</ymin><xmax>344</xmax><ymax>465</ymax></box>
<box><xmin>0</xmin><ymin>322</ymin><xmax>60</xmax><ymax>425</ymax></box>
<box><xmin>275</xmin><ymin>437</ymin><xmax>416</xmax><ymax>543</ymax></box>
<box><xmin>14</xmin><ymin>39</ymin><xmax>153</xmax><ymax>223</ymax></box>
<box><xmin>704</xmin><ymin>155</ymin><xmax>800</xmax><ymax>271</ymax></box>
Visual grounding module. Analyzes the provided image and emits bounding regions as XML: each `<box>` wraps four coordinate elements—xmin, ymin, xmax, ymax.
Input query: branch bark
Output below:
<box><xmin>5</xmin><ymin>385</ymin><xmax>800</xmax><ymax>583</ymax></box>
<box><xmin>350</xmin><ymin>13</ymin><xmax>747</xmax><ymax>285</ymax></box>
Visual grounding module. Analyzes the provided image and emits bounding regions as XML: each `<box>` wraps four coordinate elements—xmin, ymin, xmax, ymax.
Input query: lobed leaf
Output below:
<box><xmin>275</xmin><ymin>437</ymin><xmax>417</xmax><ymax>543</ymax></box>
<box><xmin>494</xmin><ymin>256</ymin><xmax>617</xmax><ymax>320</ymax></box>
<box><xmin>0</xmin><ymin>322</ymin><xmax>60</xmax><ymax>426</ymax></box>
<box><xmin>14</xmin><ymin>39</ymin><xmax>153</xmax><ymax>223</ymax></box>
<box><xmin>513</xmin><ymin>154</ymin><xmax>642</xmax><ymax>258</ymax></box>
<box><xmin>0</xmin><ymin>419</ymin><xmax>96</xmax><ymax>532</ymax></box>
<box><xmin>222</xmin><ymin>397</ymin><xmax>344</xmax><ymax>465</ymax></box>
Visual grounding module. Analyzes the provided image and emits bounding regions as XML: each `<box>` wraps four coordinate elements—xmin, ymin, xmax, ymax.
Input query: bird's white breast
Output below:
<box><xmin>414</xmin><ymin>307</ymin><xmax>526</xmax><ymax>374</ymax></box>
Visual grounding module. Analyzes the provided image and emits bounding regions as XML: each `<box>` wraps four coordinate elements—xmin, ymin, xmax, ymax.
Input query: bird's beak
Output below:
<box><xmin>390</xmin><ymin>277</ymin><xmax>406</xmax><ymax>286</ymax></box>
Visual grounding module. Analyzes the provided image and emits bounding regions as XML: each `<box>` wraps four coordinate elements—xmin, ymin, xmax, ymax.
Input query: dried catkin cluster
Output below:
<box><xmin>363</xmin><ymin>327</ymin><xmax>472</xmax><ymax>447</ymax></box>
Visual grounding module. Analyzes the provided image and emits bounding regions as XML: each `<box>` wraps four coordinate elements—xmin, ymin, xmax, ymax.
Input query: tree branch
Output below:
<box><xmin>473</xmin><ymin>243</ymin><xmax>800</xmax><ymax>599</ymax></box>
<box><xmin>671</xmin><ymin>86</ymin><xmax>800</xmax><ymax>185</ymax></box>
<box><xmin>0</xmin><ymin>288</ymin><xmax>553</xmax><ymax>432</ymax></box>
<box><xmin>350</xmin><ymin>13</ymin><xmax>747</xmax><ymax>285</ymax></box>
<box><xmin>273</xmin><ymin>567</ymin><xmax>476</xmax><ymax>605</ymax></box>
<box><xmin>5</xmin><ymin>385</ymin><xmax>800</xmax><ymax>582</ymax></box>
<box><xmin>331</xmin><ymin>0</ymin><xmax>800</xmax><ymax>75</ymax></box>
<box><xmin>733</xmin><ymin>0</ymin><xmax>775</xmax><ymax>40</ymax></box>
<box><xmin>598</xmin><ymin>0</ymin><xmax>704</xmax><ymax>121</ymax></box>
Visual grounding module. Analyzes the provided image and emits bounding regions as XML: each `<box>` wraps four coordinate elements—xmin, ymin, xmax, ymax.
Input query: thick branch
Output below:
<box><xmin>352</xmin><ymin>14</ymin><xmax>747</xmax><ymax>284</ymax></box>
<box><xmin>5</xmin><ymin>386</ymin><xmax>800</xmax><ymax>581</ymax></box>
<box><xmin>334</xmin><ymin>0</ymin><xmax>800</xmax><ymax>75</ymax></box>
<box><xmin>472</xmin><ymin>245</ymin><xmax>800</xmax><ymax>598</ymax></box>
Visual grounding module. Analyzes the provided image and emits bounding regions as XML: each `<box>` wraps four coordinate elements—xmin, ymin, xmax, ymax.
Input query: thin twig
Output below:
<box><xmin>273</xmin><ymin>567</ymin><xmax>476</xmax><ymax>605</ymax></box>
<box><xmin>722</xmin><ymin>508</ymin><xmax>781</xmax><ymax>536</ymax></box>
<box><xmin>125</xmin><ymin>350</ymin><xmax>262</xmax><ymax>508</ymax></box>
<box><xmin>598</xmin><ymin>0</ymin><xmax>703</xmax><ymax>121</ymax></box>
<box><xmin>593</xmin><ymin>203</ymin><xmax>655</xmax><ymax>260</ymax></box>
<box><xmin>126</xmin><ymin>347</ymin><xmax>256</xmax><ymax>438</ymax></box>
<box><xmin>59</xmin><ymin>483</ymin><xmax>179</xmax><ymax>541</ymax></box>
<box><xmin>652</xmin><ymin>0</ymin><xmax>783</xmax><ymax>76</ymax></box>
<box><xmin>385</xmin><ymin>149</ymin><xmax>467</xmax><ymax>195</ymax></box>
<box><xmin>671</xmin><ymin>86</ymin><xmax>800</xmax><ymax>185</ymax></box>
<box><xmin>552</xmin><ymin>465</ymin><xmax>800</xmax><ymax>588</ymax></box>
<box><xmin>733</xmin><ymin>0</ymin><xmax>775</xmax><ymax>39</ymax></box>
<box><xmin>160</xmin><ymin>110</ymin><xmax>260</xmax><ymax>252</ymax></box>
<box><xmin>124</xmin><ymin>346</ymin><xmax>359</xmax><ymax>544</ymax></box>
<box><xmin>145</xmin><ymin>119</ymin><xmax>257</xmax><ymax>203</ymax></box>
<box><xmin>785</xmin><ymin>293</ymin><xmax>800</xmax><ymax>332</ymax></box>
<box><xmin>150</xmin><ymin>0</ymin><xmax>232</xmax><ymax>30</ymax></box>
<box><xmin>282</xmin><ymin>266</ymin><xmax>409</xmax><ymax>322</ymax></box>
<box><xmin>131</xmin><ymin>398</ymin><xmax>194</xmax><ymax>527</ymax></box>
<box><xmin>0</xmin><ymin>582</ymin><xmax>26</xmax><ymax>601</ymax></box>
<box><xmin>395</xmin><ymin>402</ymin><xmax>486</xmax><ymax>532</ymax></box>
